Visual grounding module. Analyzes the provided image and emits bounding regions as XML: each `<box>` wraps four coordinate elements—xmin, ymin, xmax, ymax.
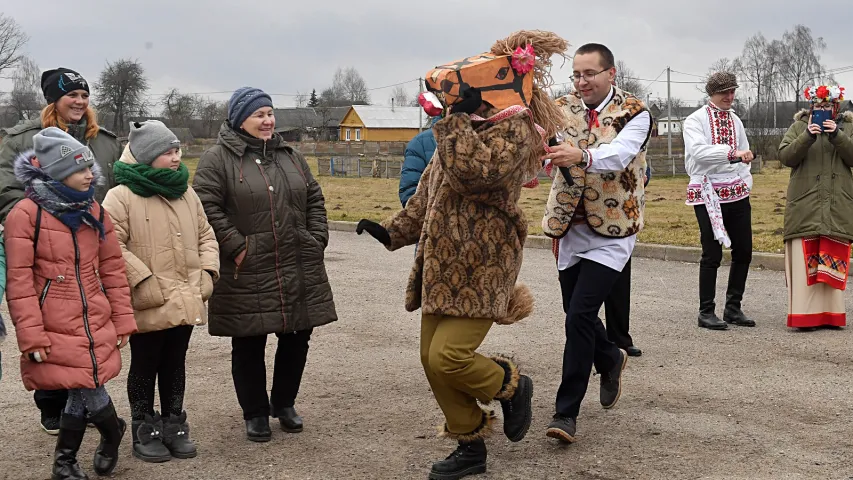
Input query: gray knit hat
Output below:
<box><xmin>33</xmin><ymin>127</ymin><xmax>95</xmax><ymax>181</ymax></box>
<box><xmin>128</xmin><ymin>120</ymin><xmax>181</xmax><ymax>165</ymax></box>
<box><xmin>228</xmin><ymin>87</ymin><xmax>273</xmax><ymax>129</ymax></box>
<box><xmin>706</xmin><ymin>72</ymin><xmax>739</xmax><ymax>96</ymax></box>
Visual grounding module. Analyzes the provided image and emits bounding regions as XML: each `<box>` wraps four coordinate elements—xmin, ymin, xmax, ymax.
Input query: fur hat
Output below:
<box><xmin>706</xmin><ymin>72</ymin><xmax>739</xmax><ymax>96</ymax></box>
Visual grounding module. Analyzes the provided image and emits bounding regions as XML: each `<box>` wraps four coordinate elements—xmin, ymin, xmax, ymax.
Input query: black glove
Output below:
<box><xmin>356</xmin><ymin>219</ymin><xmax>391</xmax><ymax>246</ymax></box>
<box><xmin>450</xmin><ymin>86</ymin><xmax>482</xmax><ymax>115</ymax></box>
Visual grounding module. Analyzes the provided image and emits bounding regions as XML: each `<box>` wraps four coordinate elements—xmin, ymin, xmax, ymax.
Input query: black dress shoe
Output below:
<box><xmin>275</xmin><ymin>407</ymin><xmax>303</xmax><ymax>433</ymax></box>
<box><xmin>698</xmin><ymin>312</ymin><xmax>728</xmax><ymax>330</ymax></box>
<box><xmin>723</xmin><ymin>307</ymin><xmax>756</xmax><ymax>327</ymax></box>
<box><xmin>545</xmin><ymin>415</ymin><xmax>576</xmax><ymax>444</ymax></box>
<box><xmin>623</xmin><ymin>346</ymin><xmax>642</xmax><ymax>357</ymax></box>
<box><xmin>245</xmin><ymin>417</ymin><xmax>271</xmax><ymax>443</ymax></box>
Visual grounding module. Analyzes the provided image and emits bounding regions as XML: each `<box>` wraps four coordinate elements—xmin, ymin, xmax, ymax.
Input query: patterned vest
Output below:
<box><xmin>542</xmin><ymin>87</ymin><xmax>650</xmax><ymax>238</ymax></box>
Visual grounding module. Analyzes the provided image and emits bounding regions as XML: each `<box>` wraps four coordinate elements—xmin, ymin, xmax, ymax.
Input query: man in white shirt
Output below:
<box><xmin>683</xmin><ymin>72</ymin><xmax>755</xmax><ymax>331</ymax></box>
<box><xmin>541</xmin><ymin>43</ymin><xmax>651</xmax><ymax>444</ymax></box>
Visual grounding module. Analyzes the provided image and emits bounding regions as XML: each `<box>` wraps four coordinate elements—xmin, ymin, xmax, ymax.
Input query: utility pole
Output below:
<box><xmin>667</xmin><ymin>66</ymin><xmax>673</xmax><ymax>175</ymax></box>
<box><xmin>418</xmin><ymin>78</ymin><xmax>424</xmax><ymax>132</ymax></box>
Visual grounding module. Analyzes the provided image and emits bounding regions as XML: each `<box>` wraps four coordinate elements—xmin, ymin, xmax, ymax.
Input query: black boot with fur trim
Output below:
<box><xmin>492</xmin><ymin>356</ymin><xmax>533</xmax><ymax>442</ymax></box>
<box><xmin>428</xmin><ymin>439</ymin><xmax>487</xmax><ymax>480</ymax></box>
<box><xmin>432</xmin><ymin>409</ymin><xmax>493</xmax><ymax>479</ymax></box>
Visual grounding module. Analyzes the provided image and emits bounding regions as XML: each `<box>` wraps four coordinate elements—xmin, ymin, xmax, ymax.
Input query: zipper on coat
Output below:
<box><xmin>39</xmin><ymin>279</ymin><xmax>52</xmax><ymax>307</ymax></box>
<box><xmin>72</xmin><ymin>233</ymin><xmax>99</xmax><ymax>387</ymax></box>
<box><xmin>94</xmin><ymin>268</ymin><xmax>107</xmax><ymax>295</ymax></box>
<box><xmin>254</xmin><ymin>162</ymin><xmax>288</xmax><ymax>330</ymax></box>
<box><xmin>234</xmin><ymin>236</ymin><xmax>249</xmax><ymax>280</ymax></box>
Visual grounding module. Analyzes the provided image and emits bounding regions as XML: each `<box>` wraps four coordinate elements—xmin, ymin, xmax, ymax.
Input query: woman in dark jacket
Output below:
<box><xmin>192</xmin><ymin>87</ymin><xmax>337</xmax><ymax>442</ymax></box>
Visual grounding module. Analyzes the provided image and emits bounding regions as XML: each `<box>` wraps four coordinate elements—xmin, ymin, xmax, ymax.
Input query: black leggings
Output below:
<box><xmin>127</xmin><ymin>325</ymin><xmax>194</xmax><ymax>420</ymax></box>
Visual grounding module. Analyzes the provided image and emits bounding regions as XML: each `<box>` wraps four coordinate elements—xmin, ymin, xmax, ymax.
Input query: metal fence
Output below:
<box><xmin>316</xmin><ymin>155</ymin><xmax>763</xmax><ymax>180</ymax></box>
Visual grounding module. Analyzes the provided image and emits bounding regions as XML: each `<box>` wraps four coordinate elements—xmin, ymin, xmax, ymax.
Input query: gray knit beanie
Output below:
<box><xmin>33</xmin><ymin>127</ymin><xmax>95</xmax><ymax>181</ymax></box>
<box><xmin>228</xmin><ymin>87</ymin><xmax>273</xmax><ymax>129</ymax></box>
<box><xmin>128</xmin><ymin>120</ymin><xmax>181</xmax><ymax>165</ymax></box>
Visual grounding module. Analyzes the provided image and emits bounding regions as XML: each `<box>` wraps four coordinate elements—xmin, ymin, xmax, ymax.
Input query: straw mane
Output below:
<box><xmin>491</xmin><ymin>30</ymin><xmax>570</xmax><ymax>139</ymax></box>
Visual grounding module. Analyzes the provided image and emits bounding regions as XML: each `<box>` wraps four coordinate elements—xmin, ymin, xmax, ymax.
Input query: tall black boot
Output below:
<box><xmin>89</xmin><ymin>400</ymin><xmax>126</xmax><ymax>476</ymax></box>
<box><xmin>52</xmin><ymin>414</ymin><xmax>89</xmax><ymax>480</ymax></box>
<box><xmin>491</xmin><ymin>356</ymin><xmax>532</xmax><ymax>443</ymax></box>
<box><xmin>723</xmin><ymin>263</ymin><xmax>755</xmax><ymax>327</ymax></box>
<box><xmin>698</xmin><ymin>267</ymin><xmax>727</xmax><ymax>330</ymax></box>
<box><xmin>428</xmin><ymin>439</ymin><xmax>487</xmax><ymax>480</ymax></box>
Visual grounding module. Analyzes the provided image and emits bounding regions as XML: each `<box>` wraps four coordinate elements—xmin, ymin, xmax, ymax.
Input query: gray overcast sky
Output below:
<box><xmin>4</xmin><ymin>0</ymin><xmax>853</xmax><ymax>108</ymax></box>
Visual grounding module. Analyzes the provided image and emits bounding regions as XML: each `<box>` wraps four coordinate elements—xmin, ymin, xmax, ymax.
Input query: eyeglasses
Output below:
<box><xmin>572</xmin><ymin>68</ymin><xmax>610</xmax><ymax>83</ymax></box>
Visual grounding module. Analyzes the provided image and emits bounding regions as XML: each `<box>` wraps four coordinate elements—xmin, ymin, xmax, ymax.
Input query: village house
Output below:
<box><xmin>338</xmin><ymin>105</ymin><xmax>425</xmax><ymax>142</ymax></box>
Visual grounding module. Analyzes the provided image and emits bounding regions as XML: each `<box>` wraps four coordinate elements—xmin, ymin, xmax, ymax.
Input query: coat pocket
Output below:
<box><xmin>131</xmin><ymin>275</ymin><xmax>166</xmax><ymax>311</ymax></box>
<box><xmin>201</xmin><ymin>271</ymin><xmax>214</xmax><ymax>302</ymax></box>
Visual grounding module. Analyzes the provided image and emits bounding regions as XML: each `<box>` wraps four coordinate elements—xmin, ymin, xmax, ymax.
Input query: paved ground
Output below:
<box><xmin>1</xmin><ymin>230</ymin><xmax>852</xmax><ymax>480</ymax></box>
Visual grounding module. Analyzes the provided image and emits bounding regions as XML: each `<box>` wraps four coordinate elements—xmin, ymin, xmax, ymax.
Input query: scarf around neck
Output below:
<box><xmin>27</xmin><ymin>179</ymin><xmax>104</xmax><ymax>239</ymax></box>
<box><xmin>114</xmin><ymin>161</ymin><xmax>189</xmax><ymax>199</ymax></box>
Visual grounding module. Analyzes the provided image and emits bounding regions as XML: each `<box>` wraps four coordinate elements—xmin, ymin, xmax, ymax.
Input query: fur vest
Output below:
<box><xmin>542</xmin><ymin>87</ymin><xmax>649</xmax><ymax>238</ymax></box>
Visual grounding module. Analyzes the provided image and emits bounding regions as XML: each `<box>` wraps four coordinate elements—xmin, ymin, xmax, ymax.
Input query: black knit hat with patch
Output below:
<box><xmin>41</xmin><ymin>68</ymin><xmax>90</xmax><ymax>104</ymax></box>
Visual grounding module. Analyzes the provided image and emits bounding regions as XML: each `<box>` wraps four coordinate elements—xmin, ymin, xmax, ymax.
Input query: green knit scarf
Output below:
<box><xmin>114</xmin><ymin>162</ymin><xmax>189</xmax><ymax>199</ymax></box>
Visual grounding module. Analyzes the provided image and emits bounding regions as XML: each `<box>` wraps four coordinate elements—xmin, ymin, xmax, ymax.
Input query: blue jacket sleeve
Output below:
<box><xmin>644</xmin><ymin>164</ymin><xmax>651</xmax><ymax>187</ymax></box>
<box><xmin>399</xmin><ymin>129</ymin><xmax>436</xmax><ymax>207</ymax></box>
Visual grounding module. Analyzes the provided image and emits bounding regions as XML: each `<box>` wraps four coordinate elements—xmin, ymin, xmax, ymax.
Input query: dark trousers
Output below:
<box><xmin>694</xmin><ymin>197</ymin><xmax>753</xmax><ymax>310</ymax></box>
<box><xmin>694</xmin><ymin>197</ymin><xmax>753</xmax><ymax>269</ymax></box>
<box><xmin>604</xmin><ymin>258</ymin><xmax>633</xmax><ymax>348</ymax></box>
<box><xmin>127</xmin><ymin>325</ymin><xmax>194</xmax><ymax>420</ymax></box>
<box><xmin>35</xmin><ymin>389</ymin><xmax>69</xmax><ymax>419</ymax></box>
<box><xmin>231</xmin><ymin>329</ymin><xmax>313</xmax><ymax>420</ymax></box>
<box><xmin>555</xmin><ymin>259</ymin><xmax>624</xmax><ymax>419</ymax></box>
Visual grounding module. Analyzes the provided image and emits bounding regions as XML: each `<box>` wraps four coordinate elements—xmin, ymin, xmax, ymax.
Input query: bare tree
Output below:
<box><xmin>7</xmin><ymin>56</ymin><xmax>43</xmax><ymax>120</ymax></box>
<box><xmin>614</xmin><ymin>61</ymin><xmax>647</xmax><ymax>98</ymax></box>
<box><xmin>319</xmin><ymin>87</ymin><xmax>344</xmax><ymax>107</ymax></box>
<box><xmin>738</xmin><ymin>33</ymin><xmax>785</xmax><ymax>118</ymax></box>
<box><xmin>781</xmin><ymin>25</ymin><xmax>827</xmax><ymax>108</ymax></box>
<box><xmin>294</xmin><ymin>91</ymin><xmax>308</xmax><ymax>108</ymax></box>
<box><xmin>333</xmin><ymin>67</ymin><xmax>370</xmax><ymax>105</ymax></box>
<box><xmin>0</xmin><ymin>14</ymin><xmax>28</xmax><ymax>77</ymax></box>
<box><xmin>550</xmin><ymin>84</ymin><xmax>573</xmax><ymax>98</ymax></box>
<box><xmin>390</xmin><ymin>85</ymin><xmax>409</xmax><ymax>107</ymax></box>
<box><xmin>197</xmin><ymin>97</ymin><xmax>227</xmax><ymax>138</ymax></box>
<box><xmin>697</xmin><ymin>57</ymin><xmax>743</xmax><ymax>97</ymax></box>
<box><xmin>160</xmin><ymin>88</ymin><xmax>198</xmax><ymax>128</ymax></box>
<box><xmin>93</xmin><ymin>58</ymin><xmax>150</xmax><ymax>135</ymax></box>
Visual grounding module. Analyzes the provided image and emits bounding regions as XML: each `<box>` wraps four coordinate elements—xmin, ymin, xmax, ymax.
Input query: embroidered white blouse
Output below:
<box><xmin>556</xmin><ymin>87</ymin><xmax>651</xmax><ymax>273</ymax></box>
<box><xmin>683</xmin><ymin>103</ymin><xmax>752</xmax><ymax>205</ymax></box>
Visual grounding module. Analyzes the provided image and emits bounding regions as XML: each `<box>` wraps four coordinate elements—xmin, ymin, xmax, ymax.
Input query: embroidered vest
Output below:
<box><xmin>542</xmin><ymin>87</ymin><xmax>649</xmax><ymax>239</ymax></box>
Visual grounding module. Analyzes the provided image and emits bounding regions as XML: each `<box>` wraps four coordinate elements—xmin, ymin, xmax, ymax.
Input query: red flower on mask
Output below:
<box><xmin>511</xmin><ymin>45</ymin><xmax>536</xmax><ymax>75</ymax></box>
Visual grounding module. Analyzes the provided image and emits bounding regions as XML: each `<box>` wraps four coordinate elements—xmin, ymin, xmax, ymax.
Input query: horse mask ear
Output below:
<box><xmin>425</xmin><ymin>52</ymin><xmax>533</xmax><ymax>112</ymax></box>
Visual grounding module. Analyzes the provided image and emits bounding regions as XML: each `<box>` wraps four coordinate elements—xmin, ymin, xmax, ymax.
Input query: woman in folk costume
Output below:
<box><xmin>357</xmin><ymin>30</ymin><xmax>567</xmax><ymax>480</ymax></box>
<box><xmin>778</xmin><ymin>85</ymin><xmax>853</xmax><ymax>330</ymax></box>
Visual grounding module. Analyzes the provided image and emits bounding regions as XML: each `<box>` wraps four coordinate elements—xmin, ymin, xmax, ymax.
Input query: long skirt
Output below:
<box><xmin>785</xmin><ymin>236</ymin><xmax>849</xmax><ymax>328</ymax></box>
